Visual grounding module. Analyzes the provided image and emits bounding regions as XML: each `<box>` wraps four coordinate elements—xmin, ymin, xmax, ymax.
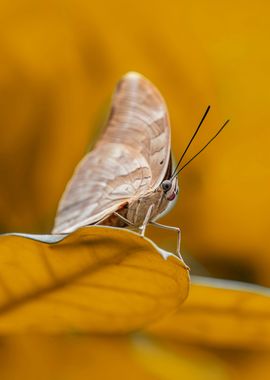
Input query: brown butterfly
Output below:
<box><xmin>53</xmin><ymin>72</ymin><xmax>228</xmax><ymax>258</ymax></box>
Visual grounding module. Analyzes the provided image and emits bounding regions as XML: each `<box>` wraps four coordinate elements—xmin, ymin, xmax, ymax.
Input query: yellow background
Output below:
<box><xmin>0</xmin><ymin>2</ymin><xmax>270</xmax><ymax>378</ymax></box>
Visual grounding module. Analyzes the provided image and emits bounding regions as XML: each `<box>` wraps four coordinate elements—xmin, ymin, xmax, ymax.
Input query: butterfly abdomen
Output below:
<box><xmin>99</xmin><ymin>202</ymin><xmax>129</xmax><ymax>227</ymax></box>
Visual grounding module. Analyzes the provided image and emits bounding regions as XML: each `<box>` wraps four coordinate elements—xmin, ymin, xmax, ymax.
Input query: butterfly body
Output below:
<box><xmin>125</xmin><ymin>187</ymin><xmax>170</xmax><ymax>227</ymax></box>
<box><xmin>99</xmin><ymin>176</ymin><xmax>178</xmax><ymax>228</ymax></box>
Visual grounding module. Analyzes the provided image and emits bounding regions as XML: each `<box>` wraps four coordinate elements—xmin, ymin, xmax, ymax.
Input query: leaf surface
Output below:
<box><xmin>0</xmin><ymin>227</ymin><xmax>189</xmax><ymax>333</ymax></box>
<box><xmin>147</xmin><ymin>276</ymin><xmax>270</xmax><ymax>349</ymax></box>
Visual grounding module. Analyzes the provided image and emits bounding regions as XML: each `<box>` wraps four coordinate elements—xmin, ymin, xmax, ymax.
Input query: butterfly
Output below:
<box><xmin>53</xmin><ymin>72</ymin><xmax>228</xmax><ymax>258</ymax></box>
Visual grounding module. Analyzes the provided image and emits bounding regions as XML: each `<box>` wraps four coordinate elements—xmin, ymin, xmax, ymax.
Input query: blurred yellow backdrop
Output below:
<box><xmin>0</xmin><ymin>0</ymin><xmax>269</xmax><ymax>286</ymax></box>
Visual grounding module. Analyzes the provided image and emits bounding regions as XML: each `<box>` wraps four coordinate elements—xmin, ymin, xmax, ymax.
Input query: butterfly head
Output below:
<box><xmin>161</xmin><ymin>178</ymin><xmax>179</xmax><ymax>201</ymax></box>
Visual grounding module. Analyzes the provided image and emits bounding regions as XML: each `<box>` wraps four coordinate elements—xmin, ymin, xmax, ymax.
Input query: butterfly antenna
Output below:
<box><xmin>171</xmin><ymin>105</ymin><xmax>211</xmax><ymax>177</ymax></box>
<box><xmin>172</xmin><ymin>119</ymin><xmax>229</xmax><ymax>177</ymax></box>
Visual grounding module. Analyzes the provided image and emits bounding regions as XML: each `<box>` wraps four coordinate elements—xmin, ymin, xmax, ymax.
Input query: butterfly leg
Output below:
<box><xmin>139</xmin><ymin>204</ymin><xmax>154</xmax><ymax>237</ymax></box>
<box><xmin>149</xmin><ymin>221</ymin><xmax>182</xmax><ymax>260</ymax></box>
<box><xmin>113</xmin><ymin>212</ymin><xmax>135</xmax><ymax>227</ymax></box>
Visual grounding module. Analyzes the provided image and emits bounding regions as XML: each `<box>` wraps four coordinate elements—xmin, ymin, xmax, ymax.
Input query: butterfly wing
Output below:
<box><xmin>53</xmin><ymin>72</ymin><xmax>171</xmax><ymax>233</ymax></box>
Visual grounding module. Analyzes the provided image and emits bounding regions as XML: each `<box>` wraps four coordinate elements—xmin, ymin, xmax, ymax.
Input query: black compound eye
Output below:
<box><xmin>161</xmin><ymin>180</ymin><xmax>172</xmax><ymax>192</ymax></box>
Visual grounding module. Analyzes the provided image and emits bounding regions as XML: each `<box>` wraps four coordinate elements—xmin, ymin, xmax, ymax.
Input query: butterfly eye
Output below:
<box><xmin>161</xmin><ymin>180</ymin><xmax>172</xmax><ymax>192</ymax></box>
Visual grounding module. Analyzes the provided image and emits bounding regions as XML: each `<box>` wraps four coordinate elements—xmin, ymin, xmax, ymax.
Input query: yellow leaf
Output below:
<box><xmin>0</xmin><ymin>335</ymin><xmax>268</xmax><ymax>380</ymax></box>
<box><xmin>0</xmin><ymin>336</ymin><xmax>160</xmax><ymax>380</ymax></box>
<box><xmin>147</xmin><ymin>276</ymin><xmax>270</xmax><ymax>350</ymax></box>
<box><xmin>131</xmin><ymin>335</ymin><xmax>231</xmax><ymax>380</ymax></box>
<box><xmin>0</xmin><ymin>226</ymin><xmax>189</xmax><ymax>333</ymax></box>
